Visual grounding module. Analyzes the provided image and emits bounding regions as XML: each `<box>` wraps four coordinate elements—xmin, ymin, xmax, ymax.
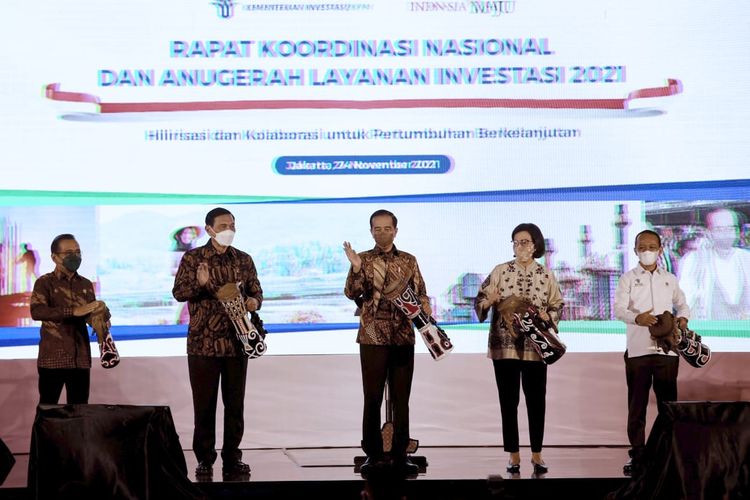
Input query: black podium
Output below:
<box><xmin>28</xmin><ymin>404</ymin><xmax>206</xmax><ymax>500</ymax></box>
<box><xmin>608</xmin><ymin>401</ymin><xmax>750</xmax><ymax>499</ymax></box>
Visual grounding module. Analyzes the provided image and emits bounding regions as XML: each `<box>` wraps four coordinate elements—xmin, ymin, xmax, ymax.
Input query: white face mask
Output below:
<box><xmin>516</xmin><ymin>247</ymin><xmax>534</xmax><ymax>263</ymax></box>
<box><xmin>213</xmin><ymin>229</ymin><xmax>235</xmax><ymax>247</ymax></box>
<box><xmin>638</xmin><ymin>250</ymin><xmax>659</xmax><ymax>266</ymax></box>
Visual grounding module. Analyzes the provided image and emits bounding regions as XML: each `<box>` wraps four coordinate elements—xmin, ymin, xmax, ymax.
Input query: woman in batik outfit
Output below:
<box><xmin>474</xmin><ymin>223</ymin><xmax>563</xmax><ymax>474</ymax></box>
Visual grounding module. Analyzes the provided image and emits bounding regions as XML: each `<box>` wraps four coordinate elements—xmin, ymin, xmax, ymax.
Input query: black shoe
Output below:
<box><xmin>506</xmin><ymin>462</ymin><xmax>521</xmax><ymax>474</ymax></box>
<box><xmin>394</xmin><ymin>457</ymin><xmax>419</xmax><ymax>476</ymax></box>
<box><xmin>623</xmin><ymin>458</ymin><xmax>633</xmax><ymax>476</ymax></box>
<box><xmin>222</xmin><ymin>460</ymin><xmax>251</xmax><ymax>477</ymax></box>
<box><xmin>531</xmin><ymin>460</ymin><xmax>548</xmax><ymax>474</ymax></box>
<box><xmin>359</xmin><ymin>456</ymin><xmax>378</xmax><ymax>475</ymax></box>
<box><xmin>625</xmin><ymin>446</ymin><xmax>645</xmax><ymax>476</ymax></box>
<box><xmin>195</xmin><ymin>461</ymin><xmax>213</xmax><ymax>477</ymax></box>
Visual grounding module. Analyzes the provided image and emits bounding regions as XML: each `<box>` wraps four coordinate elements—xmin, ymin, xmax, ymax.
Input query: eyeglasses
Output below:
<box><xmin>512</xmin><ymin>239</ymin><xmax>532</xmax><ymax>247</ymax></box>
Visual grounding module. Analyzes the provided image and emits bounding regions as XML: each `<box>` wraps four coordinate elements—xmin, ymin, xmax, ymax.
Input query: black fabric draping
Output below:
<box><xmin>28</xmin><ymin>404</ymin><xmax>207</xmax><ymax>500</ymax></box>
<box><xmin>608</xmin><ymin>401</ymin><xmax>750</xmax><ymax>500</ymax></box>
<box><xmin>0</xmin><ymin>436</ymin><xmax>15</xmax><ymax>486</ymax></box>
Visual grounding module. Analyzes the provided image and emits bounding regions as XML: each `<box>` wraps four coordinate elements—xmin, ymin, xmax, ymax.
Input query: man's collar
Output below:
<box><xmin>203</xmin><ymin>240</ymin><xmax>233</xmax><ymax>255</ymax></box>
<box><xmin>53</xmin><ymin>267</ymin><xmax>78</xmax><ymax>280</ymax></box>
<box><xmin>372</xmin><ymin>244</ymin><xmax>399</xmax><ymax>256</ymax></box>
<box><xmin>636</xmin><ymin>265</ymin><xmax>663</xmax><ymax>275</ymax></box>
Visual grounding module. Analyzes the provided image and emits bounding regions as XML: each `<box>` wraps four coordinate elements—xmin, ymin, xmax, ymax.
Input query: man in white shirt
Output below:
<box><xmin>679</xmin><ymin>208</ymin><xmax>750</xmax><ymax>319</ymax></box>
<box><xmin>614</xmin><ymin>229</ymin><xmax>690</xmax><ymax>476</ymax></box>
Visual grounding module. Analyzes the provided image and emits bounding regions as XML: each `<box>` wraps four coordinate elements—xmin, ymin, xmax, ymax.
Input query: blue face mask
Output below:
<box><xmin>62</xmin><ymin>254</ymin><xmax>82</xmax><ymax>272</ymax></box>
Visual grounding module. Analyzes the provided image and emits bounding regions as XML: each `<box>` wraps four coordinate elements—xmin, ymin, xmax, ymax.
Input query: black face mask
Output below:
<box><xmin>62</xmin><ymin>254</ymin><xmax>82</xmax><ymax>272</ymax></box>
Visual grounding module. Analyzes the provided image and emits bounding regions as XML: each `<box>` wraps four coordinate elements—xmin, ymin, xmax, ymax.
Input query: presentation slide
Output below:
<box><xmin>1</xmin><ymin>0</ymin><xmax>748</xmax><ymax>357</ymax></box>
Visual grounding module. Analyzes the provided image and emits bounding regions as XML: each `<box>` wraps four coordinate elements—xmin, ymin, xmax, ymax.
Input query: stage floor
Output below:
<box><xmin>2</xmin><ymin>445</ymin><xmax>630</xmax><ymax>499</ymax></box>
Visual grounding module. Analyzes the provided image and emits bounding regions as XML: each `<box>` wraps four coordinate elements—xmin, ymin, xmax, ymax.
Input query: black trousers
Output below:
<box><xmin>38</xmin><ymin>367</ymin><xmax>90</xmax><ymax>405</ymax></box>
<box><xmin>625</xmin><ymin>353</ymin><xmax>678</xmax><ymax>454</ymax></box>
<box><xmin>492</xmin><ymin>359</ymin><xmax>547</xmax><ymax>453</ymax></box>
<box><xmin>187</xmin><ymin>355</ymin><xmax>248</xmax><ymax>464</ymax></box>
<box><xmin>360</xmin><ymin>344</ymin><xmax>414</xmax><ymax>458</ymax></box>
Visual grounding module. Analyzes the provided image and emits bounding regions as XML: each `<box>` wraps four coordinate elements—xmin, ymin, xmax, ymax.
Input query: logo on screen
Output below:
<box><xmin>211</xmin><ymin>0</ymin><xmax>236</xmax><ymax>19</ymax></box>
<box><xmin>471</xmin><ymin>1</ymin><xmax>516</xmax><ymax>15</ymax></box>
<box><xmin>409</xmin><ymin>1</ymin><xmax>516</xmax><ymax>16</ymax></box>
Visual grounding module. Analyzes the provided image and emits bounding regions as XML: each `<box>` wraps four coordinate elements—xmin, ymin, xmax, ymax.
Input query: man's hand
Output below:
<box><xmin>245</xmin><ymin>297</ymin><xmax>259</xmax><ymax>312</ymax></box>
<box><xmin>343</xmin><ymin>241</ymin><xmax>362</xmax><ymax>273</ymax></box>
<box><xmin>73</xmin><ymin>300</ymin><xmax>104</xmax><ymax>317</ymax></box>
<box><xmin>635</xmin><ymin>308</ymin><xmax>657</xmax><ymax>327</ymax></box>
<box><xmin>197</xmin><ymin>262</ymin><xmax>209</xmax><ymax>286</ymax></box>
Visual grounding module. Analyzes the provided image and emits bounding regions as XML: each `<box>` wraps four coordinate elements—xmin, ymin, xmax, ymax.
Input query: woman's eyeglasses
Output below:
<box><xmin>512</xmin><ymin>239</ymin><xmax>532</xmax><ymax>247</ymax></box>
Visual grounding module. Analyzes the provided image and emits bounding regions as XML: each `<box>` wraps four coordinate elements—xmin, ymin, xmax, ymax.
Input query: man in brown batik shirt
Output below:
<box><xmin>343</xmin><ymin>209</ymin><xmax>430</xmax><ymax>476</ymax></box>
<box><xmin>172</xmin><ymin>207</ymin><xmax>262</xmax><ymax>479</ymax></box>
<box><xmin>30</xmin><ymin>233</ymin><xmax>108</xmax><ymax>405</ymax></box>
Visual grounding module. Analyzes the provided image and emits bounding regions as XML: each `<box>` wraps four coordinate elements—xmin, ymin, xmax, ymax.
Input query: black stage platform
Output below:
<box><xmin>1</xmin><ymin>445</ymin><xmax>629</xmax><ymax>499</ymax></box>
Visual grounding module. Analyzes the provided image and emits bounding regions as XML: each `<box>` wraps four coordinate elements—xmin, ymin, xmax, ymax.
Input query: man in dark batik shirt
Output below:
<box><xmin>30</xmin><ymin>234</ymin><xmax>108</xmax><ymax>405</ymax></box>
<box><xmin>344</xmin><ymin>209</ymin><xmax>430</xmax><ymax>476</ymax></box>
<box><xmin>172</xmin><ymin>207</ymin><xmax>262</xmax><ymax>480</ymax></box>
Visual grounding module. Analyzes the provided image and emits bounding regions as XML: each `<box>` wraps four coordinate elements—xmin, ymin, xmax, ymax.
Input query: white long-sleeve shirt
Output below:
<box><xmin>614</xmin><ymin>265</ymin><xmax>690</xmax><ymax>359</ymax></box>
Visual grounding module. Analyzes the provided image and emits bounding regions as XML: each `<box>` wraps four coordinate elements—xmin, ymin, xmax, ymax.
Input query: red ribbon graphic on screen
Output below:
<box><xmin>45</xmin><ymin>79</ymin><xmax>682</xmax><ymax>113</ymax></box>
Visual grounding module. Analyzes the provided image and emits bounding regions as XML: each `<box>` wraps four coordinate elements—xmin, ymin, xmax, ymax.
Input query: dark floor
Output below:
<box><xmin>1</xmin><ymin>445</ymin><xmax>631</xmax><ymax>499</ymax></box>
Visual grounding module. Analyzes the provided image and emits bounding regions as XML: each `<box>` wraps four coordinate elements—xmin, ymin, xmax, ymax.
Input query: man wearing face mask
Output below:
<box><xmin>343</xmin><ymin>209</ymin><xmax>430</xmax><ymax>476</ymax></box>
<box><xmin>614</xmin><ymin>229</ymin><xmax>689</xmax><ymax>476</ymax></box>
<box><xmin>172</xmin><ymin>207</ymin><xmax>263</xmax><ymax>480</ymax></box>
<box><xmin>30</xmin><ymin>234</ymin><xmax>108</xmax><ymax>404</ymax></box>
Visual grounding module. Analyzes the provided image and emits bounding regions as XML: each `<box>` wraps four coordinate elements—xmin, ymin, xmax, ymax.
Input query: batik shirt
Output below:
<box><xmin>173</xmin><ymin>241</ymin><xmax>263</xmax><ymax>357</ymax></box>
<box><xmin>344</xmin><ymin>245</ymin><xmax>429</xmax><ymax>346</ymax></box>
<box><xmin>474</xmin><ymin>260</ymin><xmax>564</xmax><ymax>361</ymax></box>
<box><xmin>30</xmin><ymin>268</ymin><xmax>97</xmax><ymax>369</ymax></box>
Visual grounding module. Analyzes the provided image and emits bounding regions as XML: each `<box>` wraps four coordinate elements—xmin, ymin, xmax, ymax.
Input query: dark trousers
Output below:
<box><xmin>188</xmin><ymin>355</ymin><xmax>248</xmax><ymax>464</ymax></box>
<box><xmin>492</xmin><ymin>359</ymin><xmax>547</xmax><ymax>453</ymax></box>
<box><xmin>625</xmin><ymin>353</ymin><xmax>678</xmax><ymax>454</ymax></box>
<box><xmin>360</xmin><ymin>344</ymin><xmax>414</xmax><ymax>458</ymax></box>
<box><xmin>38</xmin><ymin>367</ymin><xmax>90</xmax><ymax>405</ymax></box>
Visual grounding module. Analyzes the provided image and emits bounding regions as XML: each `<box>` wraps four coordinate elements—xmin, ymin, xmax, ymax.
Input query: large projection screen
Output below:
<box><xmin>1</xmin><ymin>0</ymin><xmax>749</xmax><ymax>357</ymax></box>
